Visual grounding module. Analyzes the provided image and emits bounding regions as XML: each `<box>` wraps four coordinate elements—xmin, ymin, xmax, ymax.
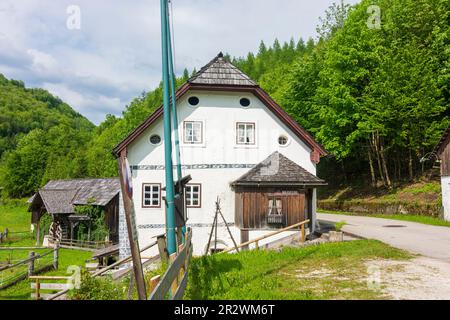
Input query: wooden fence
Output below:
<box><xmin>30</xmin><ymin>276</ymin><xmax>73</xmax><ymax>300</ymax></box>
<box><xmin>0</xmin><ymin>228</ymin><xmax>30</xmax><ymax>244</ymax></box>
<box><xmin>149</xmin><ymin>228</ymin><xmax>193</xmax><ymax>300</ymax></box>
<box><xmin>0</xmin><ymin>245</ymin><xmax>59</xmax><ymax>290</ymax></box>
<box><xmin>220</xmin><ymin>219</ymin><xmax>310</xmax><ymax>254</ymax></box>
<box><xmin>48</xmin><ymin>237</ymin><xmax>113</xmax><ymax>251</ymax></box>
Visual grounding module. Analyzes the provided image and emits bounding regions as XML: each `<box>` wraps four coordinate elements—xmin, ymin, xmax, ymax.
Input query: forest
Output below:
<box><xmin>0</xmin><ymin>0</ymin><xmax>448</xmax><ymax>198</ymax></box>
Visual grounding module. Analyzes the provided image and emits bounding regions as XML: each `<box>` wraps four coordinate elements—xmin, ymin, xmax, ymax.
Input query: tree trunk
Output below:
<box><xmin>379</xmin><ymin>139</ymin><xmax>392</xmax><ymax>189</ymax></box>
<box><xmin>372</xmin><ymin>132</ymin><xmax>386</xmax><ymax>187</ymax></box>
<box><xmin>367</xmin><ymin>145</ymin><xmax>376</xmax><ymax>187</ymax></box>
<box><xmin>408</xmin><ymin>149</ymin><xmax>413</xmax><ymax>181</ymax></box>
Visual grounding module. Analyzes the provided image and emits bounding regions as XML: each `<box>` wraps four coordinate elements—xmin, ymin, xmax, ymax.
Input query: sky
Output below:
<box><xmin>0</xmin><ymin>0</ymin><xmax>360</xmax><ymax>125</ymax></box>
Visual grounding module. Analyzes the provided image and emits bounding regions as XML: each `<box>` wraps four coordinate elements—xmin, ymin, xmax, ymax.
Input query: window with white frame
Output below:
<box><xmin>185</xmin><ymin>184</ymin><xmax>201</xmax><ymax>208</ymax></box>
<box><xmin>184</xmin><ymin>121</ymin><xmax>203</xmax><ymax>144</ymax></box>
<box><xmin>142</xmin><ymin>183</ymin><xmax>161</xmax><ymax>207</ymax></box>
<box><xmin>236</xmin><ymin>122</ymin><xmax>255</xmax><ymax>145</ymax></box>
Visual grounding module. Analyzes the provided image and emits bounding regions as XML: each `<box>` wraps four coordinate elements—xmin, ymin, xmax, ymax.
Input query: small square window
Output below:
<box><xmin>236</xmin><ymin>122</ymin><xmax>255</xmax><ymax>145</ymax></box>
<box><xmin>186</xmin><ymin>184</ymin><xmax>201</xmax><ymax>208</ymax></box>
<box><xmin>142</xmin><ymin>184</ymin><xmax>161</xmax><ymax>208</ymax></box>
<box><xmin>184</xmin><ymin>121</ymin><xmax>203</xmax><ymax>144</ymax></box>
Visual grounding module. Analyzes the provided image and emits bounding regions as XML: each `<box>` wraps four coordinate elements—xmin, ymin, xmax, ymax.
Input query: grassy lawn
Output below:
<box><xmin>319</xmin><ymin>210</ymin><xmax>450</xmax><ymax>227</ymax></box>
<box><xmin>0</xmin><ymin>248</ymin><xmax>92</xmax><ymax>300</ymax></box>
<box><xmin>185</xmin><ymin>240</ymin><xmax>411</xmax><ymax>300</ymax></box>
<box><xmin>0</xmin><ymin>202</ymin><xmax>92</xmax><ymax>300</ymax></box>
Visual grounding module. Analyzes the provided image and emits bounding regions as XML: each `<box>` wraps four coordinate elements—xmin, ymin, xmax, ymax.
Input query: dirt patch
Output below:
<box><xmin>365</xmin><ymin>257</ymin><xmax>450</xmax><ymax>300</ymax></box>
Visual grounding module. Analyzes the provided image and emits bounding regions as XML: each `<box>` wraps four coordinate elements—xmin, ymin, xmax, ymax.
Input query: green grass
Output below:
<box><xmin>0</xmin><ymin>200</ymin><xmax>30</xmax><ymax>232</ymax></box>
<box><xmin>0</xmin><ymin>202</ymin><xmax>92</xmax><ymax>300</ymax></box>
<box><xmin>0</xmin><ymin>248</ymin><xmax>92</xmax><ymax>300</ymax></box>
<box><xmin>185</xmin><ymin>240</ymin><xmax>411</xmax><ymax>300</ymax></box>
<box><xmin>319</xmin><ymin>210</ymin><xmax>450</xmax><ymax>227</ymax></box>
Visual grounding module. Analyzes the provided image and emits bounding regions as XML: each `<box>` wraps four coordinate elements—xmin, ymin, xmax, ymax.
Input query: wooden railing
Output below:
<box><xmin>47</xmin><ymin>241</ymin><xmax>159</xmax><ymax>300</ymax></box>
<box><xmin>49</xmin><ymin>237</ymin><xmax>113</xmax><ymax>251</ymax></box>
<box><xmin>0</xmin><ymin>246</ymin><xmax>59</xmax><ymax>290</ymax></box>
<box><xmin>149</xmin><ymin>228</ymin><xmax>192</xmax><ymax>300</ymax></box>
<box><xmin>30</xmin><ymin>276</ymin><xmax>73</xmax><ymax>300</ymax></box>
<box><xmin>221</xmin><ymin>219</ymin><xmax>310</xmax><ymax>254</ymax></box>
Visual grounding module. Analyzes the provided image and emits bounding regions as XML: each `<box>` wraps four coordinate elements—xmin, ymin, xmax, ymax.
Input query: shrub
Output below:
<box><xmin>69</xmin><ymin>269</ymin><xmax>126</xmax><ymax>300</ymax></box>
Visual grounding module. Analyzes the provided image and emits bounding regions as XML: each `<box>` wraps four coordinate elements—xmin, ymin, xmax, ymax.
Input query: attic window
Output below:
<box><xmin>240</xmin><ymin>98</ymin><xmax>251</xmax><ymax>107</ymax></box>
<box><xmin>278</xmin><ymin>135</ymin><xmax>289</xmax><ymax>146</ymax></box>
<box><xmin>188</xmin><ymin>96</ymin><xmax>200</xmax><ymax>106</ymax></box>
<box><xmin>150</xmin><ymin>134</ymin><xmax>162</xmax><ymax>145</ymax></box>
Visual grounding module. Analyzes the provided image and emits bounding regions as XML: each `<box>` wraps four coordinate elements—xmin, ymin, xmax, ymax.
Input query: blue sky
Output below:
<box><xmin>0</xmin><ymin>0</ymin><xmax>360</xmax><ymax>124</ymax></box>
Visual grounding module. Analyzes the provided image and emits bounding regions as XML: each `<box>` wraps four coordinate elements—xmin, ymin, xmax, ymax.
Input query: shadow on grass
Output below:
<box><xmin>187</xmin><ymin>255</ymin><xmax>242</xmax><ymax>300</ymax></box>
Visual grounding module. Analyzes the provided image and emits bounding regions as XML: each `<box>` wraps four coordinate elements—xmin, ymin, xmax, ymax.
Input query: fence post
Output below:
<box><xmin>0</xmin><ymin>232</ymin><xmax>3</xmax><ymax>244</ymax></box>
<box><xmin>301</xmin><ymin>224</ymin><xmax>305</xmax><ymax>243</ymax></box>
<box><xmin>28</xmin><ymin>251</ymin><xmax>35</xmax><ymax>276</ymax></box>
<box><xmin>4</xmin><ymin>228</ymin><xmax>8</xmax><ymax>239</ymax></box>
<box><xmin>53</xmin><ymin>243</ymin><xmax>59</xmax><ymax>270</ymax></box>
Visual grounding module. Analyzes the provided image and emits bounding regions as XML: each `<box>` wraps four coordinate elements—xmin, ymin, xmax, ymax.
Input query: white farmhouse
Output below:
<box><xmin>434</xmin><ymin>125</ymin><xmax>450</xmax><ymax>221</ymax></box>
<box><xmin>113</xmin><ymin>53</ymin><xmax>327</xmax><ymax>257</ymax></box>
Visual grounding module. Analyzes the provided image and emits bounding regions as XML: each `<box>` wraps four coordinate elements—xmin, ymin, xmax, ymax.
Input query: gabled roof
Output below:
<box><xmin>113</xmin><ymin>53</ymin><xmax>327</xmax><ymax>157</ymax></box>
<box><xmin>232</xmin><ymin>152</ymin><xmax>327</xmax><ymax>187</ymax></box>
<box><xmin>433</xmin><ymin>124</ymin><xmax>450</xmax><ymax>157</ymax></box>
<box><xmin>188</xmin><ymin>52</ymin><xmax>257</xmax><ymax>86</ymax></box>
<box><xmin>29</xmin><ymin>178</ymin><xmax>120</xmax><ymax>214</ymax></box>
<box><xmin>38</xmin><ymin>189</ymin><xmax>78</xmax><ymax>214</ymax></box>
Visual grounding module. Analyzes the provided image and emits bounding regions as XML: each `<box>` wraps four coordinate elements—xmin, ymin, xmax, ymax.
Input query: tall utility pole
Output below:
<box><xmin>160</xmin><ymin>0</ymin><xmax>176</xmax><ymax>255</ymax></box>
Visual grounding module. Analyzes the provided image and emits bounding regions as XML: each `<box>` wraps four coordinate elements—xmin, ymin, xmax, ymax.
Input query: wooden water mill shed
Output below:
<box><xmin>28</xmin><ymin>178</ymin><xmax>121</xmax><ymax>245</ymax></box>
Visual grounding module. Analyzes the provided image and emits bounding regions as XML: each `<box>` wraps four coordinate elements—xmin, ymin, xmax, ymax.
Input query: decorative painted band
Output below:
<box><xmin>138</xmin><ymin>222</ymin><xmax>235</xmax><ymax>229</ymax></box>
<box><xmin>131</xmin><ymin>163</ymin><xmax>256</xmax><ymax>171</ymax></box>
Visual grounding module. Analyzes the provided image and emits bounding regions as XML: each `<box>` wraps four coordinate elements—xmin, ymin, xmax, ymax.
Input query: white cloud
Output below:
<box><xmin>0</xmin><ymin>0</ymin><xmax>361</xmax><ymax>125</ymax></box>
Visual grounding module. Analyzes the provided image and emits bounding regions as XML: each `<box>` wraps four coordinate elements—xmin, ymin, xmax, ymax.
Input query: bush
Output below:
<box><xmin>69</xmin><ymin>269</ymin><xmax>126</xmax><ymax>300</ymax></box>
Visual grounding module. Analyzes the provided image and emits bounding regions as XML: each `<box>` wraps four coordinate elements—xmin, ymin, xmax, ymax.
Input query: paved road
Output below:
<box><xmin>318</xmin><ymin>213</ymin><xmax>450</xmax><ymax>261</ymax></box>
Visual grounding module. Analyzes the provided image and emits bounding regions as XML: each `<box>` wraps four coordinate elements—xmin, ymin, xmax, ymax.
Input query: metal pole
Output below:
<box><xmin>166</xmin><ymin>10</ymin><xmax>182</xmax><ymax>183</ymax></box>
<box><xmin>166</xmin><ymin>4</ymin><xmax>186</xmax><ymax>243</ymax></box>
<box><xmin>160</xmin><ymin>0</ymin><xmax>176</xmax><ymax>255</ymax></box>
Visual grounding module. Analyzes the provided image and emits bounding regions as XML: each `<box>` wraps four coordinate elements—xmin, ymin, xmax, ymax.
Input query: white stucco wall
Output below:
<box><xmin>121</xmin><ymin>90</ymin><xmax>319</xmax><ymax>256</ymax></box>
<box><xmin>441</xmin><ymin>176</ymin><xmax>450</xmax><ymax>221</ymax></box>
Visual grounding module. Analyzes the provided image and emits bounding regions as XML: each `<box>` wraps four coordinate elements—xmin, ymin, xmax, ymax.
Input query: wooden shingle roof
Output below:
<box><xmin>232</xmin><ymin>152</ymin><xmax>326</xmax><ymax>187</ymax></box>
<box><xmin>29</xmin><ymin>178</ymin><xmax>120</xmax><ymax>214</ymax></box>
<box><xmin>188</xmin><ymin>52</ymin><xmax>257</xmax><ymax>86</ymax></box>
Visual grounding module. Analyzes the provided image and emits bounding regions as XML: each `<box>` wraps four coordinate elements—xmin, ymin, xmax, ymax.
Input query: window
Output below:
<box><xmin>142</xmin><ymin>184</ymin><xmax>161</xmax><ymax>208</ymax></box>
<box><xmin>236</xmin><ymin>122</ymin><xmax>255</xmax><ymax>145</ymax></box>
<box><xmin>188</xmin><ymin>96</ymin><xmax>199</xmax><ymax>106</ymax></box>
<box><xmin>185</xmin><ymin>184</ymin><xmax>201</xmax><ymax>208</ymax></box>
<box><xmin>184</xmin><ymin>121</ymin><xmax>203</xmax><ymax>144</ymax></box>
<box><xmin>240</xmin><ymin>98</ymin><xmax>251</xmax><ymax>107</ymax></box>
<box><xmin>278</xmin><ymin>135</ymin><xmax>288</xmax><ymax>146</ymax></box>
<box><xmin>150</xmin><ymin>134</ymin><xmax>161</xmax><ymax>145</ymax></box>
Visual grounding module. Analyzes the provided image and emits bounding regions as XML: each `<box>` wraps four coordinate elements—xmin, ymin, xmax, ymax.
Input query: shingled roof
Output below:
<box><xmin>232</xmin><ymin>152</ymin><xmax>326</xmax><ymax>187</ymax></box>
<box><xmin>433</xmin><ymin>124</ymin><xmax>450</xmax><ymax>157</ymax></box>
<box><xmin>188</xmin><ymin>52</ymin><xmax>257</xmax><ymax>86</ymax></box>
<box><xmin>29</xmin><ymin>178</ymin><xmax>120</xmax><ymax>214</ymax></box>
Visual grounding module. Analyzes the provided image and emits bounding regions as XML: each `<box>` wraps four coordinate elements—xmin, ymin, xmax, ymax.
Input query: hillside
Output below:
<box><xmin>0</xmin><ymin>74</ymin><xmax>93</xmax><ymax>157</ymax></box>
<box><xmin>0</xmin><ymin>74</ymin><xmax>94</xmax><ymax>198</ymax></box>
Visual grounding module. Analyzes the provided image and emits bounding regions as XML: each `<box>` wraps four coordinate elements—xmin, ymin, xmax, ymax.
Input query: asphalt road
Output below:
<box><xmin>318</xmin><ymin>213</ymin><xmax>450</xmax><ymax>262</ymax></box>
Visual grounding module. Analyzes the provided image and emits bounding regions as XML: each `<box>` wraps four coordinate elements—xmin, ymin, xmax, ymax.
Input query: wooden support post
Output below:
<box><xmin>149</xmin><ymin>275</ymin><xmax>161</xmax><ymax>294</ymax></box>
<box><xmin>36</xmin><ymin>221</ymin><xmax>40</xmax><ymax>246</ymax></box>
<box><xmin>28</xmin><ymin>251</ymin><xmax>35</xmax><ymax>276</ymax></box>
<box><xmin>157</xmin><ymin>235</ymin><xmax>168</xmax><ymax>263</ymax></box>
<box><xmin>53</xmin><ymin>243</ymin><xmax>59</xmax><ymax>270</ymax></box>
<box><xmin>255</xmin><ymin>241</ymin><xmax>259</xmax><ymax>250</ymax></box>
<box><xmin>240</xmin><ymin>230</ymin><xmax>249</xmax><ymax>250</ymax></box>
<box><xmin>35</xmin><ymin>278</ymin><xmax>40</xmax><ymax>300</ymax></box>
<box><xmin>301</xmin><ymin>224</ymin><xmax>305</xmax><ymax>243</ymax></box>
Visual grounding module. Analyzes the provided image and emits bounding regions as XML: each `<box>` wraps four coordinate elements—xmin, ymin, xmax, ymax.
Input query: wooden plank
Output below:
<box><xmin>29</xmin><ymin>276</ymin><xmax>71</xmax><ymax>280</ymax></box>
<box><xmin>31</xmin><ymin>293</ymin><xmax>57</xmax><ymax>300</ymax></box>
<box><xmin>150</xmin><ymin>230</ymin><xmax>191</xmax><ymax>300</ymax></box>
<box><xmin>173</xmin><ymin>246</ymin><xmax>192</xmax><ymax>300</ymax></box>
<box><xmin>31</xmin><ymin>283</ymin><xmax>71</xmax><ymax>290</ymax></box>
